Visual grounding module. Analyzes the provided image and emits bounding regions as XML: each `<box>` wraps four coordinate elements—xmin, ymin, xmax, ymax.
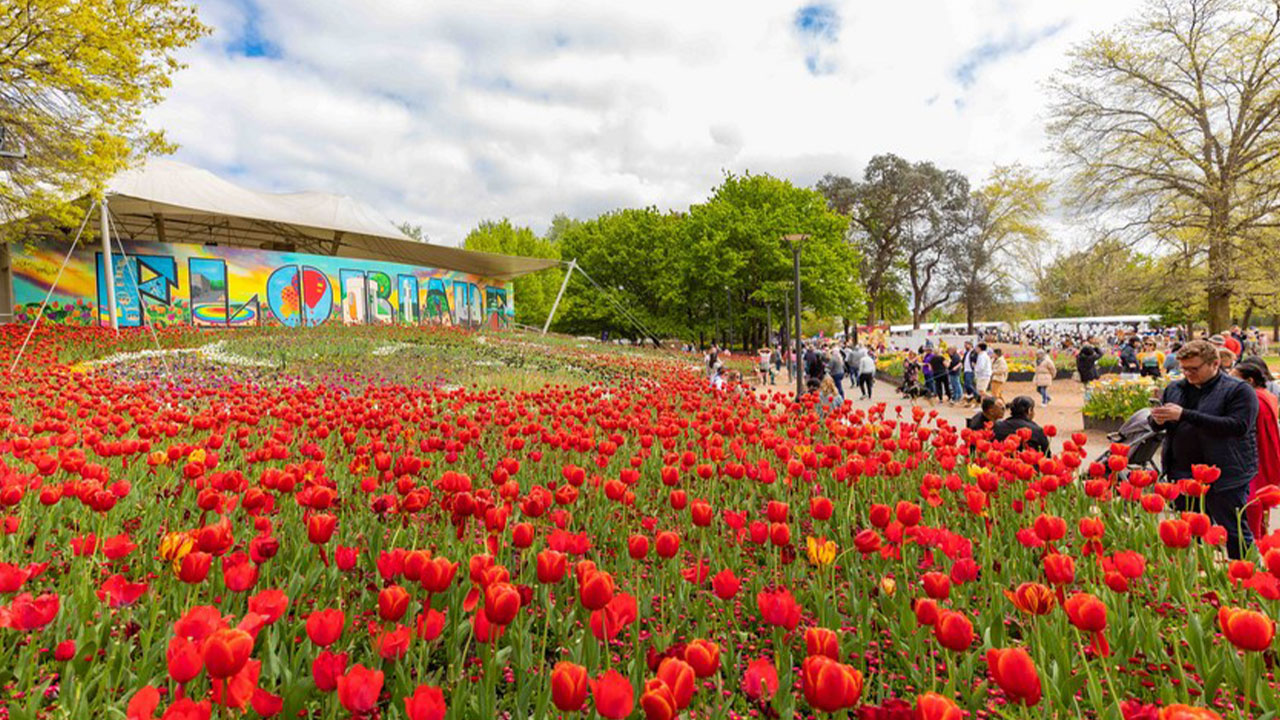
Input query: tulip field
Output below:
<box><xmin>0</xmin><ymin>323</ymin><xmax>1276</xmax><ymax>720</ymax></box>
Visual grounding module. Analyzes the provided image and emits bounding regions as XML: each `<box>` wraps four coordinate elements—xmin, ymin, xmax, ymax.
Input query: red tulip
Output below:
<box><xmin>1064</xmin><ymin>593</ymin><xmax>1110</xmax><ymax>656</ymax></box>
<box><xmin>639</xmin><ymin>678</ymin><xmax>678</xmax><ymax>720</ymax></box>
<box><xmin>247</xmin><ymin>589</ymin><xmax>288</xmax><ymax>625</ymax></box>
<box><xmin>202</xmin><ymin>628</ymin><xmax>253</xmax><ymax>679</ymax></box>
<box><xmin>306</xmin><ymin>513</ymin><xmax>337</xmax><ymax>544</ymax></box>
<box><xmin>756</xmin><ymin>587</ymin><xmax>802</xmax><ymax>630</ymax></box>
<box><xmin>1158</xmin><ymin>705</ymin><xmax>1225</xmax><ymax>719</ymax></box>
<box><xmin>986</xmin><ymin>647</ymin><xmax>1042</xmax><ymax>706</ymax></box>
<box><xmin>1042</xmin><ymin>552</ymin><xmax>1076</xmax><ymax>585</ymax></box>
<box><xmin>655</xmin><ymin>531</ymin><xmax>680</xmax><ymax>559</ymax></box>
<box><xmin>178</xmin><ymin>552</ymin><xmax>212</xmax><ymax>584</ymax></box>
<box><xmin>742</xmin><ymin>655</ymin><xmax>779</xmax><ymax>700</ymax></box>
<box><xmin>312</xmin><ymin>650</ymin><xmax>347</xmax><ymax>692</ymax></box>
<box><xmin>378</xmin><ymin>585</ymin><xmax>411</xmax><ymax>622</ymax></box>
<box><xmin>536</xmin><ymin>549</ymin><xmax>567</xmax><ymax>584</ymax></box>
<box><xmin>656</xmin><ymin>657</ymin><xmax>695</xmax><ymax>709</ymax></box>
<box><xmin>167</xmin><ymin>635</ymin><xmax>203</xmax><ymax>683</ymax></box>
<box><xmin>1159</xmin><ymin>519</ymin><xmax>1192</xmax><ymax>548</ymax></box>
<box><xmin>933</xmin><ymin>610</ymin><xmax>974</xmax><ymax>652</ymax></box>
<box><xmin>916</xmin><ymin>692</ymin><xmax>963</xmax><ymax>720</ymax></box>
<box><xmin>550</xmin><ymin>661</ymin><xmax>589</xmax><ymax>711</ymax></box>
<box><xmin>337</xmin><ymin>664</ymin><xmax>384</xmax><ymax>714</ymax></box>
<box><xmin>591</xmin><ymin>669</ymin><xmax>635</xmax><ymax>719</ymax></box>
<box><xmin>403</xmin><ymin>684</ymin><xmax>447</xmax><ymax>720</ymax></box>
<box><xmin>627</xmin><ymin>535</ymin><xmax>649</xmax><ymax>560</ymax></box>
<box><xmin>579</xmin><ymin>569</ymin><xmax>615</xmax><ymax>611</ymax></box>
<box><xmin>921</xmin><ymin>572</ymin><xmax>951</xmax><ymax>600</ymax></box>
<box><xmin>306</xmin><ymin>608</ymin><xmax>345</xmax><ymax>647</ymax></box>
<box><xmin>711</xmin><ymin>569</ymin><xmax>740</xmax><ymax>599</ymax></box>
<box><xmin>483</xmin><ymin>582</ymin><xmax>521</xmax><ymax>625</ymax></box>
<box><xmin>420</xmin><ymin>557</ymin><xmax>457</xmax><ymax>594</ymax></box>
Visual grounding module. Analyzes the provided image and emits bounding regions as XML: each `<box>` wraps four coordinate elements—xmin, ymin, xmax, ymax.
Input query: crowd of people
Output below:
<box><xmin>699</xmin><ymin>324</ymin><xmax>1280</xmax><ymax>560</ymax></box>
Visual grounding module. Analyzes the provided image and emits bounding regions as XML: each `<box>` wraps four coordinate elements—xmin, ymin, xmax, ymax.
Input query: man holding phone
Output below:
<box><xmin>1150</xmin><ymin>340</ymin><xmax>1259</xmax><ymax>558</ymax></box>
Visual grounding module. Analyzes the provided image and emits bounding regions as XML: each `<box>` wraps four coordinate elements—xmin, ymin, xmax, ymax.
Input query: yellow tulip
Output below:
<box><xmin>806</xmin><ymin>536</ymin><xmax>837</xmax><ymax>566</ymax></box>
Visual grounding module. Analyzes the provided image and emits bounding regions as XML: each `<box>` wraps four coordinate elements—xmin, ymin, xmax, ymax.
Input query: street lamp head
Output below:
<box><xmin>782</xmin><ymin>233</ymin><xmax>810</xmax><ymax>244</ymax></box>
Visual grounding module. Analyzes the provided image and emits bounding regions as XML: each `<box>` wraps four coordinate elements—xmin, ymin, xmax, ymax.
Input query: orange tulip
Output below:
<box><xmin>804</xmin><ymin>626</ymin><xmax>840</xmax><ymax>660</ymax></box>
<box><xmin>683</xmin><ymin>639</ymin><xmax>720</xmax><ymax>678</ymax></box>
<box><xmin>1158</xmin><ymin>705</ymin><xmax>1224</xmax><ymax>720</ymax></box>
<box><xmin>915</xmin><ymin>692</ymin><xmax>963</xmax><ymax>720</ymax></box>
<box><xmin>1217</xmin><ymin>606</ymin><xmax>1275</xmax><ymax>652</ymax></box>
<box><xmin>800</xmin><ymin>655</ymin><xmax>864</xmax><ymax>712</ymax></box>
<box><xmin>639</xmin><ymin>678</ymin><xmax>678</xmax><ymax>720</ymax></box>
<box><xmin>1004</xmin><ymin>582</ymin><xmax>1055</xmax><ymax>616</ymax></box>
<box><xmin>202</xmin><ymin>628</ymin><xmax>253</xmax><ymax>679</ymax></box>
<box><xmin>656</xmin><ymin>657</ymin><xmax>695</xmax><ymax>709</ymax></box>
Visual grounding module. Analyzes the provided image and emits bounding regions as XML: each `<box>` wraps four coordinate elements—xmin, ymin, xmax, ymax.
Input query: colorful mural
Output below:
<box><xmin>10</xmin><ymin>238</ymin><xmax>513</xmax><ymax>330</ymax></box>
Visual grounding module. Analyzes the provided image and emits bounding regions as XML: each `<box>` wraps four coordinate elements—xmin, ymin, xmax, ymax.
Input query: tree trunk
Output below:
<box><xmin>1242</xmin><ymin>300</ymin><xmax>1256</xmax><ymax>331</ymax></box>
<box><xmin>1206</xmin><ymin>217</ymin><xmax>1232</xmax><ymax>334</ymax></box>
<box><xmin>965</xmin><ymin>295</ymin><xmax>975</xmax><ymax>334</ymax></box>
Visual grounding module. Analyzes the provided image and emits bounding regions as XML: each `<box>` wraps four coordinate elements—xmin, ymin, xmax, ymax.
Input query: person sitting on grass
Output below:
<box><xmin>967</xmin><ymin>395</ymin><xmax>1005</xmax><ymax>432</ymax></box>
<box><xmin>994</xmin><ymin>395</ymin><xmax>1050</xmax><ymax>454</ymax></box>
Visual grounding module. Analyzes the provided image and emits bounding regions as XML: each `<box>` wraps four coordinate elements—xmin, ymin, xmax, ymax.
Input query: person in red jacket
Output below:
<box><xmin>1235</xmin><ymin>359</ymin><xmax>1280</xmax><ymax>538</ymax></box>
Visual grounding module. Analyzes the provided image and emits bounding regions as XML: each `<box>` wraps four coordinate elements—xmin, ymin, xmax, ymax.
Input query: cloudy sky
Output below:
<box><xmin>148</xmin><ymin>0</ymin><xmax>1145</xmax><ymax>246</ymax></box>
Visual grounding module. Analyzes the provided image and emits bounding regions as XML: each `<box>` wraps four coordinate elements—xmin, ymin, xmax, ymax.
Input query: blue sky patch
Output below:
<box><xmin>225</xmin><ymin>0</ymin><xmax>282</xmax><ymax>59</ymax></box>
<box><xmin>953</xmin><ymin>20</ymin><xmax>1068</xmax><ymax>87</ymax></box>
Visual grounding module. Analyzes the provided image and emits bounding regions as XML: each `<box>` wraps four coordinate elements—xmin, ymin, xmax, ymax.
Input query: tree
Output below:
<box><xmin>1036</xmin><ymin>238</ymin><xmax>1155</xmax><ymax>317</ymax></box>
<box><xmin>398</xmin><ymin>222</ymin><xmax>429</xmax><ymax>243</ymax></box>
<box><xmin>902</xmin><ymin>168</ymin><xmax>969</xmax><ymax>329</ymax></box>
<box><xmin>463</xmin><ymin>219</ymin><xmax>562</xmax><ymax>327</ymax></box>
<box><xmin>552</xmin><ymin>173</ymin><xmax>859</xmax><ymax>349</ymax></box>
<box><xmin>0</xmin><ymin>0</ymin><xmax>209</xmax><ymax>234</ymax></box>
<box><xmin>553</xmin><ymin>208</ymin><xmax>683</xmax><ymax>343</ymax></box>
<box><xmin>682</xmin><ymin>173</ymin><xmax>859</xmax><ymax>349</ymax></box>
<box><xmin>949</xmin><ymin>165</ymin><xmax>1050</xmax><ymax>331</ymax></box>
<box><xmin>818</xmin><ymin>155</ymin><xmax>941</xmax><ymax>327</ymax></box>
<box><xmin>1048</xmin><ymin>0</ymin><xmax>1280</xmax><ymax>333</ymax></box>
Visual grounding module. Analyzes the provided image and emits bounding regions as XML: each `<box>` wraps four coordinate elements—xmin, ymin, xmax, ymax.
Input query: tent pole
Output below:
<box><xmin>542</xmin><ymin>258</ymin><xmax>575</xmax><ymax>335</ymax></box>
<box><xmin>101</xmin><ymin>196</ymin><xmax>118</xmax><ymax>331</ymax></box>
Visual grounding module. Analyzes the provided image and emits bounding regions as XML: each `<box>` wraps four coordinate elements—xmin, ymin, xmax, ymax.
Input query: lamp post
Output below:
<box><xmin>783</xmin><ymin>234</ymin><xmax>809</xmax><ymax>399</ymax></box>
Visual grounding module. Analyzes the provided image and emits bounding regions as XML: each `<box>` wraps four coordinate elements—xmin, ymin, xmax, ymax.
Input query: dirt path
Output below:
<box><xmin>755</xmin><ymin>371</ymin><xmax>1113</xmax><ymax>449</ymax></box>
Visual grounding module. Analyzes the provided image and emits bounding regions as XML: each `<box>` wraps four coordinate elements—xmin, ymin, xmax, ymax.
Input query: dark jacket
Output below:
<box><xmin>1077</xmin><ymin>345</ymin><xmax>1102</xmax><ymax>382</ymax></box>
<box><xmin>1153</xmin><ymin>372</ymin><xmax>1258</xmax><ymax>489</ymax></box>
<box><xmin>967</xmin><ymin>412</ymin><xmax>993</xmax><ymax>432</ymax></box>
<box><xmin>1120</xmin><ymin>344</ymin><xmax>1139</xmax><ymax>372</ymax></box>
<box><xmin>993</xmin><ymin>416</ymin><xmax>1050</xmax><ymax>454</ymax></box>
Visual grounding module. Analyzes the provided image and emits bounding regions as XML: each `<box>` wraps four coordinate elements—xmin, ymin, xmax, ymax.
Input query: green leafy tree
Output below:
<box><xmin>463</xmin><ymin>219</ymin><xmax>562</xmax><ymax>327</ymax></box>
<box><xmin>553</xmin><ymin>173</ymin><xmax>860</xmax><ymax>349</ymax></box>
<box><xmin>553</xmin><ymin>208</ymin><xmax>683</xmax><ymax>343</ymax></box>
<box><xmin>0</xmin><ymin>0</ymin><xmax>209</xmax><ymax>234</ymax></box>
<box><xmin>682</xmin><ymin>172</ymin><xmax>859</xmax><ymax>349</ymax></box>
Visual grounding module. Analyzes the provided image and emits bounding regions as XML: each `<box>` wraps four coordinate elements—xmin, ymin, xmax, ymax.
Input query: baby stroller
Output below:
<box><xmin>1092</xmin><ymin>407</ymin><xmax>1164</xmax><ymax>478</ymax></box>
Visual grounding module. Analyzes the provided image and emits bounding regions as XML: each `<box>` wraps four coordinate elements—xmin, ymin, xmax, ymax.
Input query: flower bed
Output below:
<box><xmin>0</xmin><ymin>324</ymin><xmax>1263</xmax><ymax>719</ymax></box>
<box><xmin>1082</xmin><ymin>375</ymin><xmax>1165</xmax><ymax>421</ymax></box>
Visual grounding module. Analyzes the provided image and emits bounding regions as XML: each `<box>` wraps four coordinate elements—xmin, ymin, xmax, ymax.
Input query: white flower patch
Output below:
<box><xmin>83</xmin><ymin>341</ymin><xmax>275</xmax><ymax>370</ymax></box>
<box><xmin>371</xmin><ymin>342</ymin><xmax>415</xmax><ymax>357</ymax></box>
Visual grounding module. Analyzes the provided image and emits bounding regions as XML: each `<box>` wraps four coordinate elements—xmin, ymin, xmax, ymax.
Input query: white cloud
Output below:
<box><xmin>147</xmin><ymin>0</ymin><xmax>1146</xmax><ymax>245</ymax></box>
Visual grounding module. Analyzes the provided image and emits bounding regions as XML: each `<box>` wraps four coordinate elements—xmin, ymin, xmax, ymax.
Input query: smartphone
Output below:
<box><xmin>1148</xmin><ymin>398</ymin><xmax>1163</xmax><ymax>407</ymax></box>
